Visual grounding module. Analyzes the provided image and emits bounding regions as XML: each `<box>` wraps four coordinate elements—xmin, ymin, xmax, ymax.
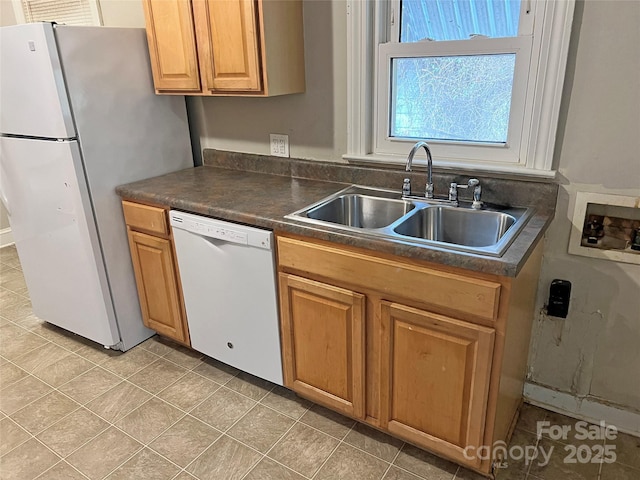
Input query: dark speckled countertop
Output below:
<box><xmin>116</xmin><ymin>150</ymin><xmax>558</xmax><ymax>277</ymax></box>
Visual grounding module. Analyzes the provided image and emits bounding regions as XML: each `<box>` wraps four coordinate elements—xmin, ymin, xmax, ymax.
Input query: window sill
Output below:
<box><xmin>342</xmin><ymin>153</ymin><xmax>557</xmax><ymax>181</ymax></box>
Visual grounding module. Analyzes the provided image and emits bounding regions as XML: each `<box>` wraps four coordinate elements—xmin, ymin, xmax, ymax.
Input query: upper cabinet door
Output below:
<box><xmin>142</xmin><ymin>0</ymin><xmax>201</xmax><ymax>92</ymax></box>
<box><xmin>193</xmin><ymin>0</ymin><xmax>262</xmax><ymax>92</ymax></box>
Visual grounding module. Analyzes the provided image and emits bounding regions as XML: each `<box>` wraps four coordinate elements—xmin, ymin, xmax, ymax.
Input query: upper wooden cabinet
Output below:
<box><xmin>142</xmin><ymin>0</ymin><xmax>305</xmax><ymax>96</ymax></box>
<box><xmin>141</xmin><ymin>0</ymin><xmax>201</xmax><ymax>92</ymax></box>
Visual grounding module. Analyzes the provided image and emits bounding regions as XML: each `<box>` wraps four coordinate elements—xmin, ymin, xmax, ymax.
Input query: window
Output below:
<box><xmin>346</xmin><ymin>0</ymin><xmax>576</xmax><ymax>177</ymax></box>
<box><xmin>12</xmin><ymin>0</ymin><xmax>102</xmax><ymax>26</ymax></box>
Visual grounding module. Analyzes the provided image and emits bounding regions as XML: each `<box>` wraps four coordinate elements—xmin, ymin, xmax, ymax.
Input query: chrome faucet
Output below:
<box><xmin>403</xmin><ymin>141</ymin><xmax>434</xmax><ymax>199</ymax></box>
<box><xmin>448</xmin><ymin>178</ymin><xmax>482</xmax><ymax>209</ymax></box>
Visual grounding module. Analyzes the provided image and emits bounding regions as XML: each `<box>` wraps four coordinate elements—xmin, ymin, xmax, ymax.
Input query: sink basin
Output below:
<box><xmin>393</xmin><ymin>206</ymin><xmax>516</xmax><ymax>247</ymax></box>
<box><xmin>286</xmin><ymin>185</ymin><xmax>532</xmax><ymax>257</ymax></box>
<box><xmin>304</xmin><ymin>193</ymin><xmax>415</xmax><ymax>229</ymax></box>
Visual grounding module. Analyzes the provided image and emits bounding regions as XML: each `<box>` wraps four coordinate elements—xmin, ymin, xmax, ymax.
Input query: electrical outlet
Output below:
<box><xmin>270</xmin><ymin>134</ymin><xmax>289</xmax><ymax>158</ymax></box>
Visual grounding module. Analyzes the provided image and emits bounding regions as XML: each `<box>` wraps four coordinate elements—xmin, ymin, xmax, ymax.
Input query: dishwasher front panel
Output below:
<box><xmin>170</xmin><ymin>211</ymin><xmax>283</xmax><ymax>385</ymax></box>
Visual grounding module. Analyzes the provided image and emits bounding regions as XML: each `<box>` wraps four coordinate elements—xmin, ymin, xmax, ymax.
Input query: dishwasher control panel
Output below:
<box><xmin>170</xmin><ymin>211</ymin><xmax>272</xmax><ymax>249</ymax></box>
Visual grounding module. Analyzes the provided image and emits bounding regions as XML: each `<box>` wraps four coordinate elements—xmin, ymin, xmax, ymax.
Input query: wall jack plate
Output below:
<box><xmin>270</xmin><ymin>134</ymin><xmax>289</xmax><ymax>158</ymax></box>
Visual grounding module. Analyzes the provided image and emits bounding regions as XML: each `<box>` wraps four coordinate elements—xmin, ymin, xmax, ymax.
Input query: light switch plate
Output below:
<box><xmin>270</xmin><ymin>134</ymin><xmax>289</xmax><ymax>158</ymax></box>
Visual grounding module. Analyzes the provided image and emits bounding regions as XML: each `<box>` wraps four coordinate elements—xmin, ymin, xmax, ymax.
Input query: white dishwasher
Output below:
<box><xmin>170</xmin><ymin>210</ymin><xmax>283</xmax><ymax>385</ymax></box>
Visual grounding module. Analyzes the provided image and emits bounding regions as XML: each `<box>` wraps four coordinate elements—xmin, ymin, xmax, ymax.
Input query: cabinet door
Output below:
<box><xmin>142</xmin><ymin>0</ymin><xmax>201</xmax><ymax>92</ymax></box>
<box><xmin>379</xmin><ymin>301</ymin><xmax>495</xmax><ymax>468</ymax></box>
<box><xmin>193</xmin><ymin>0</ymin><xmax>262</xmax><ymax>92</ymax></box>
<box><xmin>279</xmin><ymin>274</ymin><xmax>365</xmax><ymax>418</ymax></box>
<box><xmin>127</xmin><ymin>229</ymin><xmax>189</xmax><ymax>344</ymax></box>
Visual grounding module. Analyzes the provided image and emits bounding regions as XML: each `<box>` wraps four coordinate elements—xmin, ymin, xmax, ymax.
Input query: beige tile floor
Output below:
<box><xmin>1</xmin><ymin>244</ymin><xmax>638</xmax><ymax>480</ymax></box>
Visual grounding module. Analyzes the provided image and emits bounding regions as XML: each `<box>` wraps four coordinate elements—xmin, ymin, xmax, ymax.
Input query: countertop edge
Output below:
<box><xmin>116</xmin><ymin>168</ymin><xmax>554</xmax><ymax>278</ymax></box>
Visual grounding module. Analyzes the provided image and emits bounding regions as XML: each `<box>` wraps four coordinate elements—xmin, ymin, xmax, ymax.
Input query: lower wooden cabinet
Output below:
<box><xmin>276</xmin><ymin>233</ymin><xmax>543</xmax><ymax>476</ymax></box>
<box><xmin>279</xmin><ymin>274</ymin><xmax>365</xmax><ymax>418</ymax></box>
<box><xmin>122</xmin><ymin>200</ymin><xmax>190</xmax><ymax>346</ymax></box>
<box><xmin>379</xmin><ymin>301</ymin><xmax>494</xmax><ymax>468</ymax></box>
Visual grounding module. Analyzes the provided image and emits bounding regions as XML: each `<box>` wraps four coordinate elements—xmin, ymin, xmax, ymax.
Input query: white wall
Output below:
<box><xmin>0</xmin><ymin>0</ymin><xmax>16</xmax><ymax>26</ymax></box>
<box><xmin>527</xmin><ymin>0</ymin><xmax>640</xmax><ymax>411</ymax></box>
<box><xmin>99</xmin><ymin>0</ymin><xmax>144</xmax><ymax>28</ymax></box>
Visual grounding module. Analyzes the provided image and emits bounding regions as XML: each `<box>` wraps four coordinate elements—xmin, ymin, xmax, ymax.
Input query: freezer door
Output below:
<box><xmin>0</xmin><ymin>23</ymin><xmax>75</xmax><ymax>138</ymax></box>
<box><xmin>0</xmin><ymin>136</ymin><xmax>120</xmax><ymax>346</ymax></box>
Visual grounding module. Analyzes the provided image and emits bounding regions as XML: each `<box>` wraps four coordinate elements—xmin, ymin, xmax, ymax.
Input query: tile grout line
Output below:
<box><xmin>241</xmin><ymin>407</ymin><xmax>314</xmax><ymax>480</ymax></box>
<box><xmin>0</xmin><ymin>361</ymin><xmax>108</xmax><ymax>479</ymax></box>
<box><xmin>0</xmin><ymin>348</ymin><xmax>99</xmax><ymax>458</ymax></box>
<box><xmin>6</xmin><ymin>369</ymin><xmax>333</xmax><ymax>478</ymax></box>
<box><xmin>68</xmin><ymin>349</ymin><xmax>227</xmax><ymax>479</ymax></box>
<box><xmin>233</xmin><ymin>400</ymin><xmax>295</xmax><ymax>480</ymax></box>
<box><xmin>178</xmin><ymin>385</ymin><xmax>287</xmax><ymax>478</ymax></box>
<box><xmin>386</xmin><ymin>445</ymin><xmax>455</xmax><ymax>480</ymax></box>
<box><xmin>170</xmin><ymin>382</ymin><xmax>342</xmax><ymax>479</ymax></box>
<box><xmin>0</xmin><ymin>333</ymin><xmax>198</xmax><ymax>472</ymax></box>
<box><xmin>33</xmin><ymin>459</ymin><xmax>92</xmax><ymax>480</ymax></box>
<box><xmin>1</xmin><ymin>361</ymin><xmax>429</xmax><ymax>480</ymax></box>
<box><xmin>118</xmin><ymin>354</ymin><xmax>269</xmax><ymax>479</ymax></box>
<box><xmin>380</xmin><ymin>445</ymin><xmax>407</xmax><ymax>479</ymax></box>
<box><xmin>308</xmin><ymin>419</ymin><xmax>359</xmax><ymax>479</ymax></box>
<box><xmin>68</xmin><ymin>365</ymin><xmax>223</xmax><ymax>480</ymax></box>
<box><xmin>524</xmin><ymin>410</ymin><xmax>547</xmax><ymax>478</ymax></box>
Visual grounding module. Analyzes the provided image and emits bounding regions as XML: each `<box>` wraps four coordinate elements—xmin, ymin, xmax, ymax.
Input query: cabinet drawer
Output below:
<box><xmin>277</xmin><ymin>236</ymin><xmax>501</xmax><ymax>322</ymax></box>
<box><xmin>122</xmin><ymin>201</ymin><xmax>168</xmax><ymax>235</ymax></box>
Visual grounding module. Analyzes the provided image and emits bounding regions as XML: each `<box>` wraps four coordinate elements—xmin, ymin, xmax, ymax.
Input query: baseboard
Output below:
<box><xmin>0</xmin><ymin>228</ymin><xmax>13</xmax><ymax>248</ymax></box>
<box><xmin>524</xmin><ymin>382</ymin><xmax>640</xmax><ymax>437</ymax></box>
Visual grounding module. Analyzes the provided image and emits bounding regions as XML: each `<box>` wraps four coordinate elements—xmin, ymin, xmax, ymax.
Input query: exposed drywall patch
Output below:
<box><xmin>528</xmin><ymin>254</ymin><xmax>616</xmax><ymax>397</ymax></box>
<box><xmin>590</xmin><ymin>311</ymin><xmax>640</xmax><ymax>410</ymax></box>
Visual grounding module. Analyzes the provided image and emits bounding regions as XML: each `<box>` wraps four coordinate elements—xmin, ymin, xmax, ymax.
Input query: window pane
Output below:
<box><xmin>390</xmin><ymin>54</ymin><xmax>516</xmax><ymax>143</ymax></box>
<box><xmin>400</xmin><ymin>0</ymin><xmax>521</xmax><ymax>42</ymax></box>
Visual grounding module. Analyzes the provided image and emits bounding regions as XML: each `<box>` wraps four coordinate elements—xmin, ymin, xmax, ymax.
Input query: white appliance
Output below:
<box><xmin>170</xmin><ymin>211</ymin><xmax>284</xmax><ymax>385</ymax></box>
<box><xmin>0</xmin><ymin>23</ymin><xmax>193</xmax><ymax>350</ymax></box>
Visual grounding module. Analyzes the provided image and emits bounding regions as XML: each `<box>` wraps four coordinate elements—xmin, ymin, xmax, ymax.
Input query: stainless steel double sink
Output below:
<box><xmin>286</xmin><ymin>185</ymin><xmax>532</xmax><ymax>257</ymax></box>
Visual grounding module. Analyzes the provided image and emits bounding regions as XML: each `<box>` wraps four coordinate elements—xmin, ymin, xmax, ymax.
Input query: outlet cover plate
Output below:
<box><xmin>270</xmin><ymin>134</ymin><xmax>289</xmax><ymax>158</ymax></box>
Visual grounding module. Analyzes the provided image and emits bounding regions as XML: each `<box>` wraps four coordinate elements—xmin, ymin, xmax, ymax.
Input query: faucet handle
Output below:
<box><xmin>448</xmin><ymin>179</ymin><xmax>482</xmax><ymax>208</ymax></box>
<box><xmin>448</xmin><ymin>182</ymin><xmax>459</xmax><ymax>203</ymax></box>
<box><xmin>467</xmin><ymin>178</ymin><xmax>482</xmax><ymax>209</ymax></box>
<box><xmin>425</xmin><ymin>182</ymin><xmax>434</xmax><ymax>199</ymax></box>
<box><xmin>402</xmin><ymin>178</ymin><xmax>411</xmax><ymax>196</ymax></box>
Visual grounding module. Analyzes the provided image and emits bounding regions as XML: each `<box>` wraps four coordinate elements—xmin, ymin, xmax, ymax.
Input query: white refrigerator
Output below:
<box><xmin>0</xmin><ymin>23</ymin><xmax>193</xmax><ymax>350</ymax></box>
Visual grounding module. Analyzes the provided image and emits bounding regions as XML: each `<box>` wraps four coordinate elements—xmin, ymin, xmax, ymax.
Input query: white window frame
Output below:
<box><xmin>345</xmin><ymin>0</ymin><xmax>575</xmax><ymax>178</ymax></box>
